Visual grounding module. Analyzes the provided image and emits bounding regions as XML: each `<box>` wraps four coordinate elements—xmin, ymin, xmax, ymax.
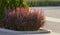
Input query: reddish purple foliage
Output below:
<box><xmin>1</xmin><ymin>7</ymin><xmax>45</xmax><ymax>31</ymax></box>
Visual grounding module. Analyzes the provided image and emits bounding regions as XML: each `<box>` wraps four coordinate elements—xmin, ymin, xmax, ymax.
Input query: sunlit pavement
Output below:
<box><xmin>43</xmin><ymin>7</ymin><xmax>60</xmax><ymax>33</ymax></box>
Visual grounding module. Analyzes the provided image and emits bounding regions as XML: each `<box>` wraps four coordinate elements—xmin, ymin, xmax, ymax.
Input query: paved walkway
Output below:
<box><xmin>43</xmin><ymin>7</ymin><xmax>60</xmax><ymax>33</ymax></box>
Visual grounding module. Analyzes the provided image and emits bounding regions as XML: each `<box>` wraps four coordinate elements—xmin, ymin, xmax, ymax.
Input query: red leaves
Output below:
<box><xmin>2</xmin><ymin>7</ymin><xmax>45</xmax><ymax>31</ymax></box>
<box><xmin>15</xmin><ymin>7</ymin><xmax>29</xmax><ymax>16</ymax></box>
<box><xmin>29</xmin><ymin>8</ymin><xmax>45</xmax><ymax>20</ymax></box>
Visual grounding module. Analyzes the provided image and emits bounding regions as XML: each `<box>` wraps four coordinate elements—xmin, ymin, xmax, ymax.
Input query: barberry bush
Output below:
<box><xmin>0</xmin><ymin>0</ymin><xmax>45</xmax><ymax>31</ymax></box>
